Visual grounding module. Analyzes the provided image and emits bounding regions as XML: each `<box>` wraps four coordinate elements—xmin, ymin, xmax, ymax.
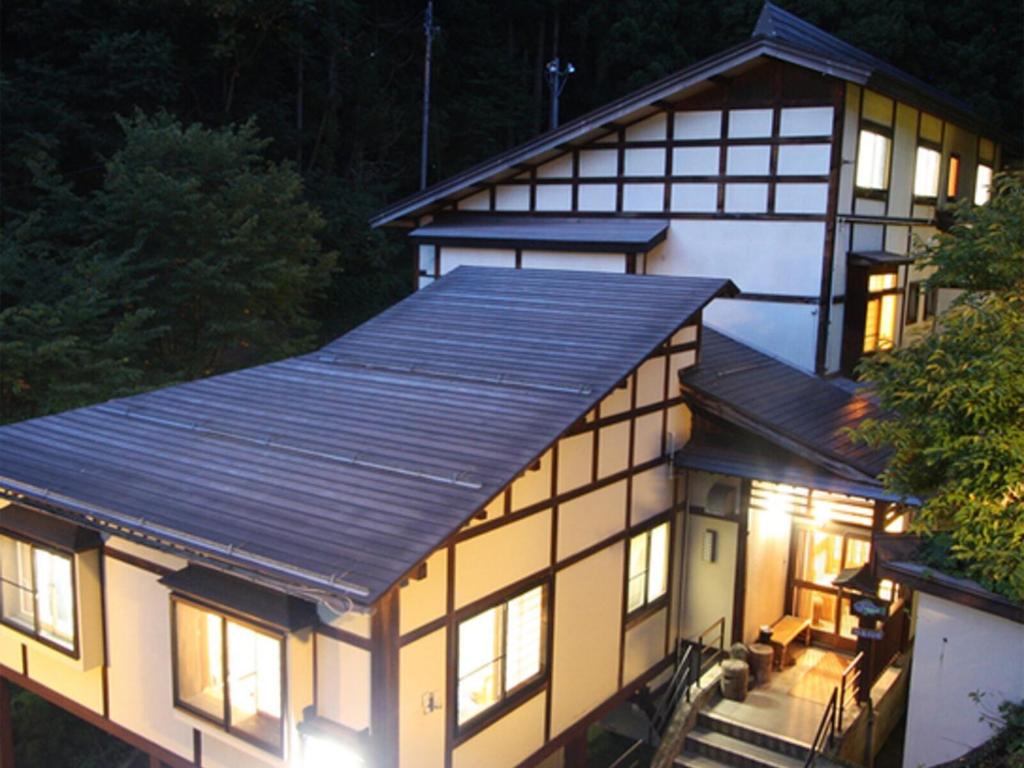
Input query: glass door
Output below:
<box><xmin>790</xmin><ymin>525</ymin><xmax>871</xmax><ymax>647</ymax></box>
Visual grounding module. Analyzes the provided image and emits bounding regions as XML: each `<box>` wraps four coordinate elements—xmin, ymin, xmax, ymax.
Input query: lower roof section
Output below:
<box><xmin>681</xmin><ymin>327</ymin><xmax>890</xmax><ymax>481</ymax></box>
<box><xmin>0</xmin><ymin>267</ymin><xmax>734</xmax><ymax>606</ymax></box>
<box><xmin>409</xmin><ymin>214</ymin><xmax>670</xmax><ymax>253</ymax></box>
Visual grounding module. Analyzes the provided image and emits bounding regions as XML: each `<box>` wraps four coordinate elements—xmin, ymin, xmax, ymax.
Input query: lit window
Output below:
<box><xmin>856</xmin><ymin>129</ymin><xmax>891</xmax><ymax>190</ymax></box>
<box><xmin>947</xmin><ymin>155</ymin><xmax>960</xmax><ymax>198</ymax></box>
<box><xmin>0</xmin><ymin>535</ymin><xmax>76</xmax><ymax>652</ymax></box>
<box><xmin>863</xmin><ymin>272</ymin><xmax>899</xmax><ymax>353</ymax></box>
<box><xmin>457</xmin><ymin>585</ymin><xmax>545</xmax><ymax>725</ymax></box>
<box><xmin>627</xmin><ymin>522</ymin><xmax>669</xmax><ymax>614</ymax></box>
<box><xmin>975</xmin><ymin>164</ymin><xmax>993</xmax><ymax>205</ymax></box>
<box><xmin>173</xmin><ymin>599</ymin><xmax>284</xmax><ymax>753</ymax></box>
<box><xmin>913</xmin><ymin>146</ymin><xmax>941</xmax><ymax>198</ymax></box>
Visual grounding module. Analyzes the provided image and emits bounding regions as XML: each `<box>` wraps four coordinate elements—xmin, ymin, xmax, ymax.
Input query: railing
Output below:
<box><xmin>863</xmin><ymin>600</ymin><xmax>907</xmax><ymax>691</ymax></box>
<box><xmin>804</xmin><ymin>686</ymin><xmax>838</xmax><ymax>768</ymax></box>
<box><xmin>607</xmin><ymin>740</ymin><xmax>646</xmax><ymax>768</ymax></box>
<box><xmin>693</xmin><ymin>616</ymin><xmax>726</xmax><ymax>676</ymax></box>
<box><xmin>650</xmin><ymin>640</ymin><xmax>697</xmax><ymax>740</ymax></box>
<box><xmin>838</xmin><ymin>651</ymin><xmax>864</xmax><ymax>732</ymax></box>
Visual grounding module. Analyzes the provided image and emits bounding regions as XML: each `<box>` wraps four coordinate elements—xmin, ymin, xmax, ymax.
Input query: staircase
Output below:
<box><xmin>675</xmin><ymin>711</ymin><xmax>841</xmax><ymax>768</ymax></box>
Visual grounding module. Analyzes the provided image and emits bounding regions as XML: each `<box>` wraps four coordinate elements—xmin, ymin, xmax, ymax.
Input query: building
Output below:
<box><xmin>374</xmin><ymin>2</ymin><xmax>1003</xmax><ymax>377</ymax></box>
<box><xmin>0</xmin><ymin>5</ymin><xmax>1008</xmax><ymax>768</ymax></box>
<box><xmin>0</xmin><ymin>268</ymin><xmax>735</xmax><ymax>768</ymax></box>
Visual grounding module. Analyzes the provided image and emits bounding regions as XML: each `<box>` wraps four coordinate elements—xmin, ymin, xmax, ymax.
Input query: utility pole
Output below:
<box><xmin>419</xmin><ymin>0</ymin><xmax>437</xmax><ymax>190</ymax></box>
<box><xmin>545</xmin><ymin>57</ymin><xmax>575</xmax><ymax>130</ymax></box>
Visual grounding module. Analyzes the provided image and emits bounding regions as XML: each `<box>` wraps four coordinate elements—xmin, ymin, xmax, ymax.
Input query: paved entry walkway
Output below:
<box><xmin>705</xmin><ymin>646</ymin><xmax>859</xmax><ymax>745</ymax></box>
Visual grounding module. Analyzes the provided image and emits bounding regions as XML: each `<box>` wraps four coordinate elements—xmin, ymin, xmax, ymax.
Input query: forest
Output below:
<box><xmin>2</xmin><ymin>0</ymin><xmax>1021</xmax><ymax>425</ymax></box>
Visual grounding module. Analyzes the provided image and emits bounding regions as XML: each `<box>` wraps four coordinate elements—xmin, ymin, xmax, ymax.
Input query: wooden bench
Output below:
<box><xmin>769</xmin><ymin>615</ymin><xmax>812</xmax><ymax>669</ymax></box>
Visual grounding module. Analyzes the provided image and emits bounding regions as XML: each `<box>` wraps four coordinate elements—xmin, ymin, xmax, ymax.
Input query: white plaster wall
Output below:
<box><xmin>682</xmin><ymin>514</ymin><xmax>737</xmax><ymax>642</ymax></box>
<box><xmin>775</xmin><ymin>183</ymin><xmax>828</xmax><ymax>214</ymax></box>
<box><xmin>903</xmin><ymin>593</ymin><xmax>1024</xmax><ymax>768</ymax></box>
<box><xmin>579</xmin><ymin>149</ymin><xmax>618</xmax><ymax>177</ymax></box>
<box><xmin>399</xmin><ymin>629</ymin><xmax>447</xmax><ymax>768</ymax></box>
<box><xmin>671</xmin><ymin>183</ymin><xmax>717</xmax><ymax>212</ymax></box>
<box><xmin>673</xmin><ymin>146</ymin><xmax>719</xmax><ymax>176</ymax></box>
<box><xmin>626</xmin><ymin>113</ymin><xmax>667</xmax><ymax>141</ymax></box>
<box><xmin>598</xmin><ymin>421</ymin><xmax>631</xmax><ymax>479</ymax></box>
<box><xmin>703</xmin><ymin>299</ymin><xmax>818</xmax><ymax>371</ymax></box>
<box><xmin>624</xmin><ymin>148</ymin><xmax>665</xmax><ymax>176</ymax></box>
<box><xmin>647</xmin><ymin>220</ymin><xmax>825</xmax><ymax>296</ymax></box>
<box><xmin>632</xmin><ymin>466</ymin><xmax>674</xmax><ymax>525</ymax></box>
<box><xmin>675</xmin><ymin>111</ymin><xmax>721</xmax><ymax>140</ymax></box>
<box><xmin>623</xmin><ymin>609</ymin><xmax>667</xmax><ymax>683</ymax></box>
<box><xmin>623</xmin><ymin>183</ymin><xmax>664</xmax><ymax>212</ymax></box>
<box><xmin>577</xmin><ymin>184</ymin><xmax>617</xmax><ymax>211</ymax></box>
<box><xmin>742</xmin><ymin>507</ymin><xmax>791</xmax><ymax>643</ymax></box>
<box><xmin>777</xmin><ymin>144</ymin><xmax>831</xmax><ymax>175</ymax></box>
<box><xmin>724</xmin><ymin>184</ymin><xmax>768</xmax><ymax>213</ymax></box>
<box><xmin>451</xmin><ymin>691</ymin><xmax>546</xmax><ymax>768</ymax></box>
<box><xmin>520</xmin><ymin>250</ymin><xmax>624</xmax><ymax>273</ymax></box>
<box><xmin>400</xmin><ymin>548</ymin><xmax>448</xmax><ymax>634</ymax></box>
<box><xmin>549</xmin><ymin>545</ymin><xmax>624</xmax><ymax>736</ymax></box>
<box><xmin>633</xmin><ymin>411</ymin><xmax>664</xmax><ymax>465</ymax></box>
<box><xmin>454</xmin><ymin>510</ymin><xmax>551</xmax><ymax>607</ymax></box>
<box><xmin>728</xmin><ymin>109</ymin><xmax>773</xmax><ymax>138</ymax></box>
<box><xmin>511</xmin><ymin>449</ymin><xmax>553</xmax><ymax>510</ymax></box>
<box><xmin>537</xmin><ymin>154</ymin><xmax>573</xmax><ymax>179</ymax></box>
<box><xmin>316</xmin><ymin>635</ymin><xmax>371</xmax><ymax>731</ymax></box>
<box><xmin>889</xmin><ymin>102</ymin><xmax>919</xmax><ymax>219</ymax></box>
<box><xmin>779</xmin><ymin>107</ymin><xmax>833</xmax><ymax>137</ymax></box>
<box><xmin>557</xmin><ymin>431</ymin><xmax>593</xmax><ymax>494</ymax></box>
<box><xmin>456</xmin><ymin>190</ymin><xmax>490</xmax><ymax>210</ymax></box>
<box><xmin>439</xmin><ymin>246</ymin><xmax>515</xmax><ymax>274</ymax></box>
<box><xmin>556</xmin><ymin>481</ymin><xmax>627</xmax><ymax>560</ymax></box>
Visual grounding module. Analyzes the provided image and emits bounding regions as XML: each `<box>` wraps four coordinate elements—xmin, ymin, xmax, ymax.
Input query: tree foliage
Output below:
<box><xmin>856</xmin><ymin>174</ymin><xmax>1024</xmax><ymax>600</ymax></box>
<box><xmin>1</xmin><ymin>114</ymin><xmax>335</xmax><ymax>422</ymax></box>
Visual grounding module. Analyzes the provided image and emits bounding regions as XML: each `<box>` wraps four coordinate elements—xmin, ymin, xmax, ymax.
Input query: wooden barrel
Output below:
<box><xmin>720</xmin><ymin>659</ymin><xmax>749</xmax><ymax>701</ymax></box>
<box><xmin>748</xmin><ymin>643</ymin><xmax>774</xmax><ymax>686</ymax></box>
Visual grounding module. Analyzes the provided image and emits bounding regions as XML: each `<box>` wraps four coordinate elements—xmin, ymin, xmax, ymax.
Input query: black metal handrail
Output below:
<box><xmin>804</xmin><ymin>686</ymin><xmax>838</xmax><ymax>768</ymax></box>
<box><xmin>607</xmin><ymin>739</ymin><xmax>646</xmax><ymax>768</ymax></box>
<box><xmin>838</xmin><ymin>651</ymin><xmax>864</xmax><ymax>732</ymax></box>
<box><xmin>650</xmin><ymin>640</ymin><xmax>697</xmax><ymax>739</ymax></box>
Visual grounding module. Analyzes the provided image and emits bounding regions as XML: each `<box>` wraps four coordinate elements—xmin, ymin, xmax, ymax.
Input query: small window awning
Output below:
<box><xmin>161</xmin><ymin>565</ymin><xmax>319</xmax><ymax>631</ymax></box>
<box><xmin>409</xmin><ymin>214</ymin><xmax>670</xmax><ymax>253</ymax></box>
<box><xmin>0</xmin><ymin>504</ymin><xmax>101</xmax><ymax>552</ymax></box>
<box><xmin>849</xmin><ymin>250</ymin><xmax>915</xmax><ymax>267</ymax></box>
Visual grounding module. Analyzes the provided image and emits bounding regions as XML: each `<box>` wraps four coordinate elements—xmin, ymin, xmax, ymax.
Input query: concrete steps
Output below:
<box><xmin>675</xmin><ymin>712</ymin><xmax>841</xmax><ymax>768</ymax></box>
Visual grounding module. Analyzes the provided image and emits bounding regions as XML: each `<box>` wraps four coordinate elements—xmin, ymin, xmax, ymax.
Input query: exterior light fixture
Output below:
<box><xmin>298</xmin><ymin>711</ymin><xmax>368</xmax><ymax>768</ymax></box>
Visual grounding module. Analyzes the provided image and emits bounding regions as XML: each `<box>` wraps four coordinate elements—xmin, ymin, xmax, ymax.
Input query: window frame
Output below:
<box><xmin>975</xmin><ymin>163</ymin><xmax>994</xmax><ymax>205</ymax></box>
<box><xmin>170</xmin><ymin>595</ymin><xmax>288</xmax><ymax>757</ymax></box>
<box><xmin>923</xmin><ymin>285</ymin><xmax>940</xmax><ymax>321</ymax></box>
<box><xmin>912</xmin><ymin>142</ymin><xmax>942</xmax><ymax>203</ymax></box>
<box><xmin>946</xmin><ymin>153</ymin><xmax>961</xmax><ymax>199</ymax></box>
<box><xmin>0</xmin><ymin>532</ymin><xmax>79</xmax><ymax>659</ymax></box>
<box><xmin>454</xmin><ymin>580</ymin><xmax>549</xmax><ymax>737</ymax></box>
<box><xmin>625</xmin><ymin>519</ymin><xmax>671</xmax><ymax>623</ymax></box>
<box><xmin>861</xmin><ymin>269</ymin><xmax>901</xmax><ymax>354</ymax></box>
<box><xmin>905</xmin><ymin>281</ymin><xmax>921</xmax><ymax>326</ymax></box>
<box><xmin>854</xmin><ymin>123</ymin><xmax>893</xmax><ymax>196</ymax></box>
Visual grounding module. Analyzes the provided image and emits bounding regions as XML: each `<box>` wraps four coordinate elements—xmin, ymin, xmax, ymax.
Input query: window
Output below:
<box><xmin>856</xmin><ymin>129</ymin><xmax>891</xmax><ymax>191</ymax></box>
<box><xmin>863</xmin><ymin>273</ymin><xmax>899</xmax><ymax>353</ymax></box>
<box><xmin>457</xmin><ymin>585</ymin><xmax>545</xmax><ymax>726</ymax></box>
<box><xmin>173</xmin><ymin>599</ymin><xmax>284</xmax><ymax>754</ymax></box>
<box><xmin>975</xmin><ymin>164</ymin><xmax>993</xmax><ymax>205</ymax></box>
<box><xmin>923</xmin><ymin>286</ymin><xmax>940</xmax><ymax>321</ymax></box>
<box><xmin>905</xmin><ymin>282</ymin><xmax>921</xmax><ymax>325</ymax></box>
<box><xmin>947</xmin><ymin>154</ymin><xmax>961</xmax><ymax>198</ymax></box>
<box><xmin>913</xmin><ymin>146</ymin><xmax>941</xmax><ymax>199</ymax></box>
<box><xmin>0</xmin><ymin>535</ymin><xmax>76</xmax><ymax>653</ymax></box>
<box><xmin>627</xmin><ymin>522</ymin><xmax>669</xmax><ymax>614</ymax></box>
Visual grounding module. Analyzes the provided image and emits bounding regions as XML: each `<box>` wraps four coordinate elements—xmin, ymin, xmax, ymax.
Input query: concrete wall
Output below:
<box><xmin>902</xmin><ymin>593</ymin><xmax>1024</xmax><ymax>768</ymax></box>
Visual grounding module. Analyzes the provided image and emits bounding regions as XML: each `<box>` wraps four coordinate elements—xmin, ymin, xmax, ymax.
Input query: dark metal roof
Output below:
<box><xmin>161</xmin><ymin>565</ymin><xmax>319</xmax><ymax>630</ymax></box>
<box><xmin>681</xmin><ymin>327</ymin><xmax>890</xmax><ymax>481</ymax></box>
<box><xmin>409</xmin><ymin>214</ymin><xmax>669</xmax><ymax>253</ymax></box>
<box><xmin>849</xmin><ymin>250</ymin><xmax>915</xmax><ymax>267</ymax></box>
<box><xmin>0</xmin><ymin>267</ymin><xmax>734</xmax><ymax>605</ymax></box>
<box><xmin>369</xmin><ymin>37</ymin><xmax>869</xmax><ymax>228</ymax></box>
<box><xmin>753</xmin><ymin>2</ymin><xmax>983</xmax><ymax>131</ymax></box>
<box><xmin>674</xmin><ymin>431</ymin><xmax>906</xmax><ymax>503</ymax></box>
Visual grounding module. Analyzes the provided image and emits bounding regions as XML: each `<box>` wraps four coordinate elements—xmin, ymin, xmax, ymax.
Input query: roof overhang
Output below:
<box><xmin>409</xmin><ymin>214</ymin><xmax>670</xmax><ymax>253</ymax></box>
<box><xmin>849</xmin><ymin>250</ymin><xmax>915</xmax><ymax>268</ymax></box>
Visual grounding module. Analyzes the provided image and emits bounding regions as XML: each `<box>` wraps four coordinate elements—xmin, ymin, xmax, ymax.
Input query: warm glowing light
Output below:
<box><xmin>914</xmin><ymin>146</ymin><xmax>941</xmax><ymax>198</ymax></box>
<box><xmin>856</xmin><ymin>130</ymin><xmax>891</xmax><ymax>190</ymax></box>
<box><xmin>975</xmin><ymin>164</ymin><xmax>993</xmax><ymax>205</ymax></box>
<box><xmin>302</xmin><ymin>734</ymin><xmax>365</xmax><ymax>768</ymax></box>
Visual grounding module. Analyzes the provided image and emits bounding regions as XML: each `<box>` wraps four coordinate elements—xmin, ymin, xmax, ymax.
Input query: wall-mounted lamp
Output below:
<box><xmin>702</xmin><ymin>529</ymin><xmax>718</xmax><ymax>563</ymax></box>
<box><xmin>299</xmin><ymin>711</ymin><xmax>368</xmax><ymax>768</ymax></box>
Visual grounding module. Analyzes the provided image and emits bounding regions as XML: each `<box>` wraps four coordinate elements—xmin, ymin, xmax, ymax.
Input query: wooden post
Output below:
<box><xmin>371</xmin><ymin>590</ymin><xmax>400</xmax><ymax>768</ymax></box>
<box><xmin>0</xmin><ymin>677</ymin><xmax>14</xmax><ymax>768</ymax></box>
<box><xmin>564</xmin><ymin>729</ymin><xmax>588</xmax><ymax>768</ymax></box>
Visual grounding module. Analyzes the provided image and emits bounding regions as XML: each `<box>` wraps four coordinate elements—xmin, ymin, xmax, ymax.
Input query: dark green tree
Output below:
<box><xmin>856</xmin><ymin>174</ymin><xmax>1024</xmax><ymax>600</ymax></box>
<box><xmin>94</xmin><ymin>112</ymin><xmax>336</xmax><ymax>381</ymax></box>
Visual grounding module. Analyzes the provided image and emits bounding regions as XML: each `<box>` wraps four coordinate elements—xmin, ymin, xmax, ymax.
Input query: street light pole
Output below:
<box><xmin>545</xmin><ymin>57</ymin><xmax>575</xmax><ymax>130</ymax></box>
<box><xmin>419</xmin><ymin>1</ymin><xmax>437</xmax><ymax>190</ymax></box>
